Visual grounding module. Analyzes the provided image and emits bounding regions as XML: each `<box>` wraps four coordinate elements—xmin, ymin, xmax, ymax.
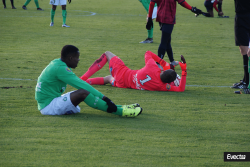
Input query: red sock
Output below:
<box><xmin>85</xmin><ymin>77</ymin><xmax>105</xmax><ymax>85</ymax></box>
<box><xmin>80</xmin><ymin>53</ymin><xmax>107</xmax><ymax>80</ymax></box>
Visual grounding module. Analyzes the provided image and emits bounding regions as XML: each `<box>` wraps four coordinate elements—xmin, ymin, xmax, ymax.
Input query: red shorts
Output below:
<box><xmin>109</xmin><ymin>56</ymin><xmax>132</xmax><ymax>88</ymax></box>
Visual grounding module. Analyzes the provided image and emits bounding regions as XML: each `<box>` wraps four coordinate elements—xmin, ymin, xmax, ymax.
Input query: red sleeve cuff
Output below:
<box><xmin>147</xmin><ymin>1</ymin><xmax>155</xmax><ymax>18</ymax></box>
<box><xmin>180</xmin><ymin>1</ymin><xmax>192</xmax><ymax>10</ymax></box>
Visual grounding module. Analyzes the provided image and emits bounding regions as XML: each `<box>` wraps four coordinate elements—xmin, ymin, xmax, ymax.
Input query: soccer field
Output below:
<box><xmin>0</xmin><ymin>0</ymin><xmax>249</xmax><ymax>166</ymax></box>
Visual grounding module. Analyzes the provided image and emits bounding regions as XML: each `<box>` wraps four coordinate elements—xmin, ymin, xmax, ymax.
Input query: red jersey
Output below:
<box><xmin>110</xmin><ymin>51</ymin><xmax>186</xmax><ymax>92</ymax></box>
<box><xmin>152</xmin><ymin>0</ymin><xmax>186</xmax><ymax>24</ymax></box>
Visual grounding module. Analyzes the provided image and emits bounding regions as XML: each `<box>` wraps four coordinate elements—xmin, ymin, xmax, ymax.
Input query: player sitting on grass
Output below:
<box><xmin>80</xmin><ymin>51</ymin><xmax>187</xmax><ymax>92</ymax></box>
<box><xmin>35</xmin><ymin>45</ymin><xmax>142</xmax><ymax>117</ymax></box>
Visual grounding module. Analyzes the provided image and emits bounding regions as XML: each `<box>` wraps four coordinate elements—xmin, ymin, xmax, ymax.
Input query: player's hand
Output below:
<box><xmin>146</xmin><ymin>17</ymin><xmax>153</xmax><ymax>30</ymax></box>
<box><xmin>68</xmin><ymin>0</ymin><xmax>71</xmax><ymax>4</ymax></box>
<box><xmin>191</xmin><ymin>7</ymin><xmax>203</xmax><ymax>15</ymax></box>
<box><xmin>218</xmin><ymin>12</ymin><xmax>224</xmax><ymax>16</ymax></box>
<box><xmin>179</xmin><ymin>55</ymin><xmax>187</xmax><ymax>71</ymax></box>
<box><xmin>103</xmin><ymin>96</ymin><xmax>117</xmax><ymax>113</ymax></box>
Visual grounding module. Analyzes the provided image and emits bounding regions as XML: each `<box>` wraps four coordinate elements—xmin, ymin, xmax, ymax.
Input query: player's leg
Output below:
<box><xmin>70</xmin><ymin>89</ymin><xmax>141</xmax><ymax>116</ymax></box>
<box><xmin>233</xmin><ymin>14</ymin><xmax>250</xmax><ymax>89</ymax></box>
<box><xmin>35</xmin><ymin>0</ymin><xmax>43</xmax><ymax>10</ymax></box>
<box><xmin>248</xmin><ymin>47</ymin><xmax>250</xmax><ymax>90</ymax></box>
<box><xmin>86</xmin><ymin>75</ymin><xmax>114</xmax><ymax>85</ymax></box>
<box><xmin>80</xmin><ymin>53</ymin><xmax>108</xmax><ymax>80</ymax></box>
<box><xmin>50</xmin><ymin>5</ymin><xmax>57</xmax><ymax>26</ymax></box>
<box><xmin>239</xmin><ymin>45</ymin><xmax>249</xmax><ymax>86</ymax></box>
<box><xmin>62</xmin><ymin>4</ymin><xmax>70</xmax><ymax>27</ymax></box>
<box><xmin>139</xmin><ymin>0</ymin><xmax>154</xmax><ymax>43</ymax></box>
<box><xmin>158</xmin><ymin>23</ymin><xmax>178</xmax><ymax>65</ymax></box>
<box><xmin>203</xmin><ymin>1</ymin><xmax>213</xmax><ymax>17</ymax></box>
<box><xmin>85</xmin><ymin>77</ymin><xmax>105</xmax><ymax>85</ymax></box>
<box><xmin>2</xmin><ymin>0</ymin><xmax>6</xmax><ymax>8</ymax></box>
<box><xmin>22</xmin><ymin>0</ymin><xmax>31</xmax><ymax>9</ymax></box>
<box><xmin>10</xmin><ymin>0</ymin><xmax>15</xmax><ymax>9</ymax></box>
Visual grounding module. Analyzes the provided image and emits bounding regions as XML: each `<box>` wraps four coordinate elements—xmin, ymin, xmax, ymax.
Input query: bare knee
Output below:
<box><xmin>62</xmin><ymin>5</ymin><xmax>66</xmax><ymax>10</ymax></box>
<box><xmin>105</xmin><ymin>51</ymin><xmax>116</xmax><ymax>62</ymax></box>
<box><xmin>77</xmin><ymin>89</ymin><xmax>90</xmax><ymax>100</ymax></box>
<box><xmin>70</xmin><ymin>89</ymin><xmax>90</xmax><ymax>102</ymax></box>
<box><xmin>52</xmin><ymin>5</ymin><xmax>57</xmax><ymax>10</ymax></box>
<box><xmin>239</xmin><ymin>46</ymin><xmax>249</xmax><ymax>55</ymax></box>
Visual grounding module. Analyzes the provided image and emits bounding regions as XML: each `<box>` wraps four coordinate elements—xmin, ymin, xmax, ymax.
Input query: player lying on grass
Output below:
<box><xmin>35</xmin><ymin>45</ymin><xmax>142</xmax><ymax>117</ymax></box>
<box><xmin>80</xmin><ymin>51</ymin><xmax>187</xmax><ymax>92</ymax></box>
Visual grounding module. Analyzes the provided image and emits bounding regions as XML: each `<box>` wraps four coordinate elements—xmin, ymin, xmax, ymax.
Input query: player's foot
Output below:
<box><xmin>22</xmin><ymin>5</ymin><xmax>27</xmax><ymax>10</ymax></box>
<box><xmin>122</xmin><ymin>103</ymin><xmax>140</xmax><ymax>109</ymax></box>
<box><xmin>122</xmin><ymin>105</ymin><xmax>142</xmax><ymax>117</ymax></box>
<box><xmin>50</xmin><ymin>22</ymin><xmax>54</xmax><ymax>26</ymax></box>
<box><xmin>231</xmin><ymin>80</ymin><xmax>247</xmax><ymax>89</ymax></box>
<box><xmin>37</xmin><ymin>8</ymin><xmax>44</xmax><ymax>11</ymax></box>
<box><xmin>234</xmin><ymin>88</ymin><xmax>250</xmax><ymax>94</ymax></box>
<box><xmin>62</xmin><ymin>24</ymin><xmax>70</xmax><ymax>28</ymax></box>
<box><xmin>170</xmin><ymin>61</ymin><xmax>179</xmax><ymax>66</ymax></box>
<box><xmin>12</xmin><ymin>6</ymin><xmax>16</xmax><ymax>9</ymax></box>
<box><xmin>139</xmin><ymin>38</ymin><xmax>153</xmax><ymax>44</ymax></box>
<box><xmin>4</xmin><ymin>6</ymin><xmax>6</xmax><ymax>9</ymax></box>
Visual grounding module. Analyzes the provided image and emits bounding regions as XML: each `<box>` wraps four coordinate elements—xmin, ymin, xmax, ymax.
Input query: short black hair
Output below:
<box><xmin>160</xmin><ymin>69</ymin><xmax>177</xmax><ymax>83</ymax></box>
<box><xmin>61</xmin><ymin>45</ymin><xmax>79</xmax><ymax>59</ymax></box>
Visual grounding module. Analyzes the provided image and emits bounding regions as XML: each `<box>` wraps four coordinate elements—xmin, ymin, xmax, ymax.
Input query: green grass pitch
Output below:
<box><xmin>0</xmin><ymin>0</ymin><xmax>249</xmax><ymax>166</ymax></box>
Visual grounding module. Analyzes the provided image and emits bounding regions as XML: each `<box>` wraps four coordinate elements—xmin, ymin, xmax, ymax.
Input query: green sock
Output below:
<box><xmin>148</xmin><ymin>27</ymin><xmax>153</xmax><ymax>39</ymax></box>
<box><xmin>51</xmin><ymin>9</ymin><xmax>55</xmax><ymax>23</ymax></box>
<box><xmin>113</xmin><ymin>107</ymin><xmax>123</xmax><ymax>116</ymax></box>
<box><xmin>84</xmin><ymin>93</ymin><xmax>122</xmax><ymax>116</ymax></box>
<box><xmin>34</xmin><ymin>0</ymin><xmax>39</xmax><ymax>8</ymax></box>
<box><xmin>62</xmin><ymin>10</ymin><xmax>67</xmax><ymax>25</ymax></box>
<box><xmin>24</xmin><ymin>0</ymin><xmax>31</xmax><ymax>6</ymax></box>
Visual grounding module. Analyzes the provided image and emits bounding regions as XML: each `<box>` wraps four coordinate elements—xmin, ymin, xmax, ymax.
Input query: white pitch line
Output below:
<box><xmin>0</xmin><ymin>78</ymin><xmax>36</xmax><ymax>81</ymax></box>
<box><xmin>0</xmin><ymin>78</ymin><xmax>230</xmax><ymax>88</ymax></box>
<box><xmin>0</xmin><ymin>10</ymin><xmax>145</xmax><ymax>17</ymax></box>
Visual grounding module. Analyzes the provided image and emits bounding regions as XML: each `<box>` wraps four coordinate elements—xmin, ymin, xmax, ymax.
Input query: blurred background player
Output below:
<box><xmin>139</xmin><ymin>0</ymin><xmax>157</xmax><ymax>43</ymax></box>
<box><xmin>50</xmin><ymin>0</ymin><xmax>71</xmax><ymax>27</ymax></box>
<box><xmin>35</xmin><ymin>45</ymin><xmax>142</xmax><ymax>117</ymax></box>
<box><xmin>2</xmin><ymin>0</ymin><xmax>15</xmax><ymax>9</ymax></box>
<box><xmin>146</xmin><ymin>0</ymin><xmax>204</xmax><ymax>66</ymax></box>
<box><xmin>233</xmin><ymin>0</ymin><xmax>250</xmax><ymax>94</ymax></box>
<box><xmin>22</xmin><ymin>0</ymin><xmax>43</xmax><ymax>10</ymax></box>
<box><xmin>203</xmin><ymin>0</ymin><xmax>226</xmax><ymax>17</ymax></box>
<box><xmin>80</xmin><ymin>51</ymin><xmax>187</xmax><ymax>92</ymax></box>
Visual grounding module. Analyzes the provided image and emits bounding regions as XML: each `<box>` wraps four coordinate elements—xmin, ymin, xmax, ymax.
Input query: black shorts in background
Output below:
<box><xmin>234</xmin><ymin>13</ymin><xmax>250</xmax><ymax>46</ymax></box>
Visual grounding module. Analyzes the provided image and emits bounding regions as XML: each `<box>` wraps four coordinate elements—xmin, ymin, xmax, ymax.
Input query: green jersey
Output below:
<box><xmin>35</xmin><ymin>58</ymin><xmax>104</xmax><ymax>110</ymax></box>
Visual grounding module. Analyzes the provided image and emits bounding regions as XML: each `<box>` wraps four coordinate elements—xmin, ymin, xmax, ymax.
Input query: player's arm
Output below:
<box><xmin>146</xmin><ymin>1</ymin><xmax>156</xmax><ymax>30</ymax></box>
<box><xmin>179</xmin><ymin>0</ymin><xmax>203</xmax><ymax>15</ymax></box>
<box><xmin>214</xmin><ymin>0</ymin><xmax>223</xmax><ymax>16</ymax></box>
<box><xmin>213</xmin><ymin>0</ymin><xmax>219</xmax><ymax>12</ymax></box>
<box><xmin>144</xmin><ymin>51</ymin><xmax>173</xmax><ymax>70</ymax></box>
<box><xmin>57</xmin><ymin>67</ymin><xmax>104</xmax><ymax>99</ymax></box>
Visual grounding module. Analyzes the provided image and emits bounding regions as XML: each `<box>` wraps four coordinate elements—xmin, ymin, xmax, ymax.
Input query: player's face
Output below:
<box><xmin>69</xmin><ymin>52</ymin><xmax>80</xmax><ymax>68</ymax></box>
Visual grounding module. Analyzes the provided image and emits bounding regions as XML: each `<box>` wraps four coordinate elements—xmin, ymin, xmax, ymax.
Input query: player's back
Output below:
<box><xmin>131</xmin><ymin>58</ymin><xmax>167</xmax><ymax>91</ymax></box>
